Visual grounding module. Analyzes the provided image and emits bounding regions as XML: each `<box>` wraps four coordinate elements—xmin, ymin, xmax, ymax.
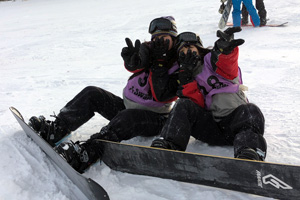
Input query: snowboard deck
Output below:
<box><xmin>226</xmin><ymin>22</ymin><xmax>288</xmax><ymax>27</ymax></box>
<box><xmin>218</xmin><ymin>0</ymin><xmax>232</xmax><ymax>29</ymax></box>
<box><xmin>10</xmin><ymin>107</ymin><xmax>109</xmax><ymax>200</ymax></box>
<box><xmin>98</xmin><ymin>139</ymin><xmax>300</xmax><ymax>199</ymax></box>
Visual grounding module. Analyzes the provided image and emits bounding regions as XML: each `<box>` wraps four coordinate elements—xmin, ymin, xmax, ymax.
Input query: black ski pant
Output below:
<box><xmin>58</xmin><ymin>86</ymin><xmax>167</xmax><ymax>142</ymax></box>
<box><xmin>159</xmin><ymin>98</ymin><xmax>267</xmax><ymax>158</ymax></box>
<box><xmin>242</xmin><ymin>0</ymin><xmax>267</xmax><ymax>20</ymax></box>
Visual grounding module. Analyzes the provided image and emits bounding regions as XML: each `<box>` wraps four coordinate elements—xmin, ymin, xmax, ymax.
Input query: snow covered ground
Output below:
<box><xmin>0</xmin><ymin>0</ymin><xmax>300</xmax><ymax>199</ymax></box>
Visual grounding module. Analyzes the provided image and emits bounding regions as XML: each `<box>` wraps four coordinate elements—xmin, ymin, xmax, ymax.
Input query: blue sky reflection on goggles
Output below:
<box><xmin>149</xmin><ymin>18</ymin><xmax>176</xmax><ymax>34</ymax></box>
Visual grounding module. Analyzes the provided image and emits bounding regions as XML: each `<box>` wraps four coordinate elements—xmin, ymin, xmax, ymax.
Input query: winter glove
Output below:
<box><xmin>121</xmin><ymin>38</ymin><xmax>141</xmax><ymax>69</ymax></box>
<box><xmin>139</xmin><ymin>43</ymin><xmax>151</xmax><ymax>69</ymax></box>
<box><xmin>178</xmin><ymin>50</ymin><xmax>199</xmax><ymax>85</ymax></box>
<box><xmin>214</xmin><ymin>27</ymin><xmax>245</xmax><ymax>55</ymax></box>
<box><xmin>152</xmin><ymin>37</ymin><xmax>172</xmax><ymax>68</ymax></box>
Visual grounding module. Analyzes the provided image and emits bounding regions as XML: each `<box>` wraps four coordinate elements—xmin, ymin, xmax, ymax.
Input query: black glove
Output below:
<box><xmin>152</xmin><ymin>37</ymin><xmax>171</xmax><ymax>68</ymax></box>
<box><xmin>214</xmin><ymin>27</ymin><xmax>245</xmax><ymax>54</ymax></box>
<box><xmin>121</xmin><ymin>38</ymin><xmax>141</xmax><ymax>69</ymax></box>
<box><xmin>178</xmin><ymin>50</ymin><xmax>199</xmax><ymax>85</ymax></box>
<box><xmin>139</xmin><ymin>43</ymin><xmax>151</xmax><ymax>69</ymax></box>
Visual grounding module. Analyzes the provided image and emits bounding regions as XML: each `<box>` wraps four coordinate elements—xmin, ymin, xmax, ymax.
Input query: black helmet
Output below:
<box><xmin>149</xmin><ymin>16</ymin><xmax>178</xmax><ymax>39</ymax></box>
<box><xmin>176</xmin><ymin>32</ymin><xmax>206</xmax><ymax>53</ymax></box>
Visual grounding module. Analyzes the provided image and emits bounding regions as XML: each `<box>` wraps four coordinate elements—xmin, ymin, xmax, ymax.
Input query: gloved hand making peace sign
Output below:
<box><xmin>121</xmin><ymin>38</ymin><xmax>141</xmax><ymax>69</ymax></box>
<box><xmin>121</xmin><ymin>38</ymin><xmax>151</xmax><ymax>70</ymax></box>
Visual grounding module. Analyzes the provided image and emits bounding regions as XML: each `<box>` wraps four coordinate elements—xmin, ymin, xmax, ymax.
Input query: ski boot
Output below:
<box><xmin>29</xmin><ymin>115</ymin><xmax>70</xmax><ymax>147</ymax></box>
<box><xmin>236</xmin><ymin>148</ymin><xmax>265</xmax><ymax>161</ymax></box>
<box><xmin>54</xmin><ymin>141</ymin><xmax>101</xmax><ymax>173</ymax></box>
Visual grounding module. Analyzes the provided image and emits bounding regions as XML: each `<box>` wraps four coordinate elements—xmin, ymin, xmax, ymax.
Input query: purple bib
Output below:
<box><xmin>124</xmin><ymin>63</ymin><xmax>179</xmax><ymax>107</ymax></box>
<box><xmin>195</xmin><ymin>53</ymin><xmax>243</xmax><ymax>108</ymax></box>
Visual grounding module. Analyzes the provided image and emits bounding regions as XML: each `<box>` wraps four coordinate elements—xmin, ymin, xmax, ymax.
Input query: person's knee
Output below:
<box><xmin>80</xmin><ymin>86</ymin><xmax>101</xmax><ymax>96</ymax></box>
<box><xmin>232</xmin><ymin>103</ymin><xmax>265</xmax><ymax>135</ymax></box>
<box><xmin>82</xmin><ymin>86</ymin><xmax>98</xmax><ymax>92</ymax></box>
<box><xmin>247</xmin><ymin>103</ymin><xmax>265</xmax><ymax>131</ymax></box>
<box><xmin>243</xmin><ymin>103</ymin><xmax>264</xmax><ymax>122</ymax></box>
<box><xmin>174</xmin><ymin>98</ymin><xmax>197</xmax><ymax>110</ymax></box>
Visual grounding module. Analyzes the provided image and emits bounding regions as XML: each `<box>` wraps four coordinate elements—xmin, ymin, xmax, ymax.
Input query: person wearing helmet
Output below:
<box><xmin>28</xmin><ymin>16</ymin><xmax>180</xmax><ymax>173</ymax></box>
<box><xmin>151</xmin><ymin>27</ymin><xmax>267</xmax><ymax>161</ymax></box>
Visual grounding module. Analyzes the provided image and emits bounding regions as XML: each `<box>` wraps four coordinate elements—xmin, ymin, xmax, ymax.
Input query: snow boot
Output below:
<box><xmin>29</xmin><ymin>115</ymin><xmax>70</xmax><ymax>147</ymax></box>
<box><xmin>87</xmin><ymin>125</ymin><xmax>120</xmax><ymax>142</ymax></box>
<box><xmin>151</xmin><ymin>137</ymin><xmax>183</xmax><ymax>151</ymax></box>
<box><xmin>241</xmin><ymin>18</ymin><xmax>248</xmax><ymax>26</ymax></box>
<box><xmin>260</xmin><ymin>18</ymin><xmax>267</xmax><ymax>26</ymax></box>
<box><xmin>236</xmin><ymin>148</ymin><xmax>264</xmax><ymax>161</ymax></box>
<box><xmin>54</xmin><ymin>141</ymin><xmax>101</xmax><ymax>173</ymax></box>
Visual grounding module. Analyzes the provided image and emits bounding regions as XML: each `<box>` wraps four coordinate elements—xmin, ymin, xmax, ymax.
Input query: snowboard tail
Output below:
<box><xmin>10</xmin><ymin>107</ymin><xmax>109</xmax><ymax>200</ymax></box>
<box><xmin>98</xmin><ymin>139</ymin><xmax>300</xmax><ymax>199</ymax></box>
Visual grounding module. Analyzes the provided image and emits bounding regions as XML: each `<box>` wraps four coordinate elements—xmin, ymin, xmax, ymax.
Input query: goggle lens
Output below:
<box><xmin>149</xmin><ymin>18</ymin><xmax>176</xmax><ymax>34</ymax></box>
<box><xmin>177</xmin><ymin>32</ymin><xmax>199</xmax><ymax>44</ymax></box>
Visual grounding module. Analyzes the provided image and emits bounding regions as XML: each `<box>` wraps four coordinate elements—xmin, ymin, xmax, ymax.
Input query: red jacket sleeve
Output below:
<box><xmin>213</xmin><ymin>47</ymin><xmax>239</xmax><ymax>80</ymax></box>
<box><xmin>179</xmin><ymin>81</ymin><xmax>205</xmax><ymax>108</ymax></box>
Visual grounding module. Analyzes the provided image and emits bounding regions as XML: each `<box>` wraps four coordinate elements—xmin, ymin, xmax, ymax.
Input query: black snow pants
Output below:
<box><xmin>159</xmin><ymin>98</ymin><xmax>267</xmax><ymax>158</ymax></box>
<box><xmin>242</xmin><ymin>0</ymin><xmax>267</xmax><ymax>20</ymax></box>
<box><xmin>57</xmin><ymin>86</ymin><xmax>167</xmax><ymax>142</ymax></box>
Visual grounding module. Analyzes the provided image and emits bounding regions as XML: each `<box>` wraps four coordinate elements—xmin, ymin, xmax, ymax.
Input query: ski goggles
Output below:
<box><xmin>177</xmin><ymin>32</ymin><xmax>203</xmax><ymax>47</ymax></box>
<box><xmin>148</xmin><ymin>18</ymin><xmax>177</xmax><ymax>34</ymax></box>
<box><xmin>176</xmin><ymin>32</ymin><xmax>205</xmax><ymax>52</ymax></box>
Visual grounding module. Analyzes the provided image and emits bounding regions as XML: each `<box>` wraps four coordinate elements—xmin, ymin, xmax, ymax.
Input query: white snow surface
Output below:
<box><xmin>1</xmin><ymin>0</ymin><xmax>300</xmax><ymax>199</ymax></box>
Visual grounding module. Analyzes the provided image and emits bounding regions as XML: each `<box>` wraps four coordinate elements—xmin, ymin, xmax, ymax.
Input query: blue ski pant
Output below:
<box><xmin>232</xmin><ymin>0</ymin><xmax>260</xmax><ymax>27</ymax></box>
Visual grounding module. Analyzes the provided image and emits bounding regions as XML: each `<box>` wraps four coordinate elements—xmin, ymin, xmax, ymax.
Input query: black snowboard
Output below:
<box><xmin>10</xmin><ymin>107</ymin><xmax>109</xmax><ymax>200</ymax></box>
<box><xmin>98</xmin><ymin>139</ymin><xmax>300</xmax><ymax>199</ymax></box>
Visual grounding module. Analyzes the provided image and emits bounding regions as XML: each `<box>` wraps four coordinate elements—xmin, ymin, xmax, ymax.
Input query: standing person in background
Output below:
<box><xmin>242</xmin><ymin>0</ymin><xmax>267</xmax><ymax>26</ymax></box>
<box><xmin>232</xmin><ymin>0</ymin><xmax>260</xmax><ymax>27</ymax></box>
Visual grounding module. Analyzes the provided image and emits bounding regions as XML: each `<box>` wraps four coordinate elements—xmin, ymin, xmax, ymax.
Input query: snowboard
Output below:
<box><xmin>97</xmin><ymin>139</ymin><xmax>300</xmax><ymax>200</ymax></box>
<box><xmin>218</xmin><ymin>0</ymin><xmax>232</xmax><ymax>29</ymax></box>
<box><xmin>226</xmin><ymin>22</ymin><xmax>288</xmax><ymax>27</ymax></box>
<box><xmin>9</xmin><ymin>107</ymin><xmax>110</xmax><ymax>200</ymax></box>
